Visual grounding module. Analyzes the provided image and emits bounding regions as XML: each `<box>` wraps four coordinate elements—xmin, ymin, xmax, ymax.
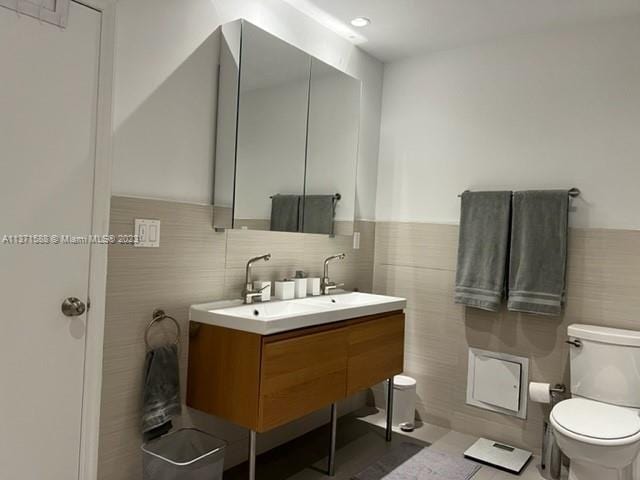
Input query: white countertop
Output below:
<box><xmin>190</xmin><ymin>291</ymin><xmax>407</xmax><ymax>335</ymax></box>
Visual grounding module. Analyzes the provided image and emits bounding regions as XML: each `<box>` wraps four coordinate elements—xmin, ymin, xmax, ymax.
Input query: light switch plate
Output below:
<box><xmin>353</xmin><ymin>231</ymin><xmax>361</xmax><ymax>250</ymax></box>
<box><xmin>134</xmin><ymin>219</ymin><xmax>160</xmax><ymax>247</ymax></box>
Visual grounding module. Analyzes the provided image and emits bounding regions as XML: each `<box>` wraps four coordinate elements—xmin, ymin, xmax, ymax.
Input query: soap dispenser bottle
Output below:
<box><xmin>293</xmin><ymin>270</ymin><xmax>307</xmax><ymax>299</ymax></box>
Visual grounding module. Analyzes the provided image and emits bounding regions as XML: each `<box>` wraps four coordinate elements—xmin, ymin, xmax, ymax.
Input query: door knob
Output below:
<box><xmin>61</xmin><ymin>297</ymin><xmax>86</xmax><ymax>317</ymax></box>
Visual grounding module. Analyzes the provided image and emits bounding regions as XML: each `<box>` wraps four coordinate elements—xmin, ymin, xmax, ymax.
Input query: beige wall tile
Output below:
<box><xmin>101</xmin><ymin>200</ymin><xmax>639</xmax><ymax>474</ymax></box>
<box><xmin>98</xmin><ymin>197</ymin><xmax>374</xmax><ymax>480</ymax></box>
<box><xmin>375</xmin><ymin>221</ymin><xmax>459</xmax><ymax>271</ymax></box>
<box><xmin>374</xmin><ymin>222</ymin><xmax>640</xmax><ymax>453</ymax></box>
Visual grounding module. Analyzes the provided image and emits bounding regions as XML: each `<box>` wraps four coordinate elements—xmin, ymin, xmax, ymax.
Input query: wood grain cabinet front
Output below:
<box><xmin>259</xmin><ymin>327</ymin><xmax>348</xmax><ymax>431</ymax></box>
<box><xmin>186</xmin><ymin>311</ymin><xmax>404</xmax><ymax>433</ymax></box>
<box><xmin>347</xmin><ymin>314</ymin><xmax>405</xmax><ymax>395</ymax></box>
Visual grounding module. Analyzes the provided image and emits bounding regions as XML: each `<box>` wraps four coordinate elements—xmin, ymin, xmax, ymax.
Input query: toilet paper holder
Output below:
<box><xmin>541</xmin><ymin>383</ymin><xmax>567</xmax><ymax>478</ymax></box>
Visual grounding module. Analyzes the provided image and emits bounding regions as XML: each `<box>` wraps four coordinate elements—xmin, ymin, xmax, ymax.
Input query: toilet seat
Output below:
<box><xmin>551</xmin><ymin>398</ymin><xmax>640</xmax><ymax>447</ymax></box>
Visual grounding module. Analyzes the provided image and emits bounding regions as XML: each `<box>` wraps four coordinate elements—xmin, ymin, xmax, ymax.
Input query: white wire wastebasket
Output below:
<box><xmin>141</xmin><ymin>428</ymin><xmax>226</xmax><ymax>480</ymax></box>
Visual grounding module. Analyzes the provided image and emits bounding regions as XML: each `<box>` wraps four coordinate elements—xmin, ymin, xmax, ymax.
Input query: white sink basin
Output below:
<box><xmin>190</xmin><ymin>292</ymin><xmax>406</xmax><ymax>335</ymax></box>
<box><xmin>301</xmin><ymin>292</ymin><xmax>399</xmax><ymax>308</ymax></box>
<box><xmin>214</xmin><ymin>301</ymin><xmax>328</xmax><ymax>320</ymax></box>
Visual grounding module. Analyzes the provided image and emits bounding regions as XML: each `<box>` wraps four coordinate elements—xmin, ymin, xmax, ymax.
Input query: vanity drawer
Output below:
<box><xmin>258</xmin><ymin>327</ymin><xmax>348</xmax><ymax>431</ymax></box>
<box><xmin>346</xmin><ymin>313</ymin><xmax>405</xmax><ymax>395</ymax></box>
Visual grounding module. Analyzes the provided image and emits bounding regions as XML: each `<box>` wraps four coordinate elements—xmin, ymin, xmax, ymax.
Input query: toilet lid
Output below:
<box><xmin>551</xmin><ymin>398</ymin><xmax>640</xmax><ymax>440</ymax></box>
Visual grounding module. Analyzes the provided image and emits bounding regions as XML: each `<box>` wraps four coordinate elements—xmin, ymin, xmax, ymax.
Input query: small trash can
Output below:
<box><xmin>384</xmin><ymin>374</ymin><xmax>417</xmax><ymax>427</ymax></box>
<box><xmin>141</xmin><ymin>428</ymin><xmax>226</xmax><ymax>480</ymax></box>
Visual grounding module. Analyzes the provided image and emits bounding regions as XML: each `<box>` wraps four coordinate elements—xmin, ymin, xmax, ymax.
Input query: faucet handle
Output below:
<box><xmin>323</xmin><ymin>282</ymin><xmax>345</xmax><ymax>295</ymax></box>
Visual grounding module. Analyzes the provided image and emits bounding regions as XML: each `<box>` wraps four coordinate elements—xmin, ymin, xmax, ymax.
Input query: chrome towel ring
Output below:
<box><xmin>145</xmin><ymin>309</ymin><xmax>180</xmax><ymax>350</ymax></box>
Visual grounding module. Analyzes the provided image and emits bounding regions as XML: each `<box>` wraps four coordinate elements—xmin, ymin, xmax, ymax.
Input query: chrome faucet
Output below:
<box><xmin>322</xmin><ymin>253</ymin><xmax>346</xmax><ymax>295</ymax></box>
<box><xmin>243</xmin><ymin>254</ymin><xmax>271</xmax><ymax>304</ymax></box>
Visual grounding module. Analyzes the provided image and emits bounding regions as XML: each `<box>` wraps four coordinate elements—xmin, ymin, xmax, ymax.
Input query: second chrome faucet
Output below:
<box><xmin>322</xmin><ymin>253</ymin><xmax>346</xmax><ymax>295</ymax></box>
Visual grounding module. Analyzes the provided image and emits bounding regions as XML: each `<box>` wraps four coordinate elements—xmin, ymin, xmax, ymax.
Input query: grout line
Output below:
<box><xmin>374</xmin><ymin>262</ymin><xmax>456</xmax><ymax>273</ymax></box>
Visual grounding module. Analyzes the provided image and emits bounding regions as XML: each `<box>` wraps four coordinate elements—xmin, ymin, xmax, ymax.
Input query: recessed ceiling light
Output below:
<box><xmin>350</xmin><ymin>17</ymin><xmax>371</xmax><ymax>28</ymax></box>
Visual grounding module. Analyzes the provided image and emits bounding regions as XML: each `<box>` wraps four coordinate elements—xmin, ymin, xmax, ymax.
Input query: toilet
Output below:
<box><xmin>550</xmin><ymin>324</ymin><xmax>640</xmax><ymax>480</ymax></box>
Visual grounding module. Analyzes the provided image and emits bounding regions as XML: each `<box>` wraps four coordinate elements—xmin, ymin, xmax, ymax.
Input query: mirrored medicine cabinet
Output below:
<box><xmin>213</xmin><ymin>20</ymin><xmax>361</xmax><ymax>236</ymax></box>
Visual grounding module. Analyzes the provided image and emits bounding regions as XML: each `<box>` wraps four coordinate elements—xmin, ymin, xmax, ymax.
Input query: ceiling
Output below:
<box><xmin>284</xmin><ymin>0</ymin><xmax>640</xmax><ymax>62</ymax></box>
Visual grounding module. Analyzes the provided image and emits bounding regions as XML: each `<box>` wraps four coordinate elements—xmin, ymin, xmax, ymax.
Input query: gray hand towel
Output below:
<box><xmin>455</xmin><ymin>191</ymin><xmax>512</xmax><ymax>311</ymax></box>
<box><xmin>302</xmin><ymin>195</ymin><xmax>335</xmax><ymax>235</ymax></box>
<box><xmin>508</xmin><ymin>190</ymin><xmax>569</xmax><ymax>316</ymax></box>
<box><xmin>142</xmin><ymin>344</ymin><xmax>181</xmax><ymax>437</ymax></box>
<box><xmin>270</xmin><ymin>194</ymin><xmax>301</xmax><ymax>232</ymax></box>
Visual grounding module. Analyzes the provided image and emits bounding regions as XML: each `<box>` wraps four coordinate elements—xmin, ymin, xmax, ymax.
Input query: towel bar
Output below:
<box><xmin>458</xmin><ymin>188</ymin><xmax>580</xmax><ymax>198</ymax></box>
<box><xmin>145</xmin><ymin>309</ymin><xmax>180</xmax><ymax>350</ymax></box>
<box><xmin>269</xmin><ymin>193</ymin><xmax>341</xmax><ymax>200</ymax></box>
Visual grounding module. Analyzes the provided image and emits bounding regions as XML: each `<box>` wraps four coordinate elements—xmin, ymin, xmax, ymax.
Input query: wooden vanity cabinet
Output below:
<box><xmin>346</xmin><ymin>314</ymin><xmax>406</xmax><ymax>396</ymax></box>
<box><xmin>187</xmin><ymin>311</ymin><xmax>405</xmax><ymax>433</ymax></box>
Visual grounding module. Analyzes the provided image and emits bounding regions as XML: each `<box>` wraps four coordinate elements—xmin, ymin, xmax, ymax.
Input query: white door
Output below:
<box><xmin>0</xmin><ymin>2</ymin><xmax>101</xmax><ymax>479</ymax></box>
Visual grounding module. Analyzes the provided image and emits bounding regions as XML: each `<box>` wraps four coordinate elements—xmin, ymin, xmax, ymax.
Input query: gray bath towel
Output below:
<box><xmin>270</xmin><ymin>194</ymin><xmax>301</xmax><ymax>232</ymax></box>
<box><xmin>455</xmin><ymin>191</ymin><xmax>512</xmax><ymax>311</ymax></box>
<box><xmin>302</xmin><ymin>195</ymin><xmax>335</xmax><ymax>235</ymax></box>
<box><xmin>508</xmin><ymin>190</ymin><xmax>569</xmax><ymax>316</ymax></box>
<box><xmin>142</xmin><ymin>344</ymin><xmax>181</xmax><ymax>438</ymax></box>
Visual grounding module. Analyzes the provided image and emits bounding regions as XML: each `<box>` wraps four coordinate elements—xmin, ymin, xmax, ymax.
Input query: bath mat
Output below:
<box><xmin>352</xmin><ymin>442</ymin><xmax>480</xmax><ymax>480</ymax></box>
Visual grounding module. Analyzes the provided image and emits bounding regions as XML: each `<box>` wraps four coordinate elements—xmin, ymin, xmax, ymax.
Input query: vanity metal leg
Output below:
<box><xmin>328</xmin><ymin>403</ymin><xmax>338</xmax><ymax>476</ymax></box>
<box><xmin>249</xmin><ymin>430</ymin><xmax>256</xmax><ymax>480</ymax></box>
<box><xmin>386</xmin><ymin>376</ymin><xmax>394</xmax><ymax>442</ymax></box>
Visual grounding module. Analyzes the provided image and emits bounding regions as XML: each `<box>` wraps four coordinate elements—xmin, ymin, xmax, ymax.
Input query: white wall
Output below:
<box><xmin>376</xmin><ymin>16</ymin><xmax>640</xmax><ymax>229</ymax></box>
<box><xmin>111</xmin><ymin>0</ymin><xmax>220</xmax><ymax>205</ymax></box>
<box><xmin>111</xmin><ymin>0</ymin><xmax>384</xmax><ymax>219</ymax></box>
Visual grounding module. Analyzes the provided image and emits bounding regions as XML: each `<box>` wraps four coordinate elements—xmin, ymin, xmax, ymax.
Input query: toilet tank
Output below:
<box><xmin>569</xmin><ymin>324</ymin><xmax>640</xmax><ymax>408</ymax></box>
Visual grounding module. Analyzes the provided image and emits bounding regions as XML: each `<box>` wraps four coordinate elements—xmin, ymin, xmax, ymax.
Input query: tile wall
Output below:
<box><xmin>98</xmin><ymin>196</ymin><xmax>374</xmax><ymax>480</ymax></box>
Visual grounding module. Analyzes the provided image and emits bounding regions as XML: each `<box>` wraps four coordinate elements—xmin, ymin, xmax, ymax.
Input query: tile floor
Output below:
<box><xmin>225</xmin><ymin>408</ymin><xmax>566</xmax><ymax>480</ymax></box>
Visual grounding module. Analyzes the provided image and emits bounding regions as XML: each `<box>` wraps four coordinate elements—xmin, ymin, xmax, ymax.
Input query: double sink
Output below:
<box><xmin>190</xmin><ymin>291</ymin><xmax>406</xmax><ymax>335</ymax></box>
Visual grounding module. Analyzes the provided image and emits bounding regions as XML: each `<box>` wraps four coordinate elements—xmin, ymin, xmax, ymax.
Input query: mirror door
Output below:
<box><xmin>303</xmin><ymin>59</ymin><xmax>361</xmax><ymax>235</ymax></box>
<box><xmin>234</xmin><ymin>22</ymin><xmax>310</xmax><ymax>232</ymax></box>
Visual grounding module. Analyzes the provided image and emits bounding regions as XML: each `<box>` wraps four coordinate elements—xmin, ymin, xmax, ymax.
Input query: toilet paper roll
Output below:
<box><xmin>529</xmin><ymin>382</ymin><xmax>552</xmax><ymax>404</ymax></box>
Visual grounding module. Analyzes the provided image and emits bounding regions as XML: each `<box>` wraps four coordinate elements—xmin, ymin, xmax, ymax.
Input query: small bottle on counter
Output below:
<box><xmin>294</xmin><ymin>271</ymin><xmax>307</xmax><ymax>298</ymax></box>
<box><xmin>274</xmin><ymin>280</ymin><xmax>295</xmax><ymax>300</ymax></box>
<box><xmin>306</xmin><ymin>277</ymin><xmax>321</xmax><ymax>296</ymax></box>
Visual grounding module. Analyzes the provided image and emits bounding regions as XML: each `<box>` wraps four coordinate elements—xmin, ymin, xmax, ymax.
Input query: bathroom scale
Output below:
<box><xmin>464</xmin><ymin>438</ymin><xmax>532</xmax><ymax>474</ymax></box>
